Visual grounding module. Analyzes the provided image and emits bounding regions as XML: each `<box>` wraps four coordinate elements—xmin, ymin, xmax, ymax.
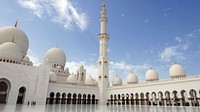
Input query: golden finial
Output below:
<box><xmin>11</xmin><ymin>37</ymin><xmax>15</xmax><ymax>43</ymax></box>
<box><xmin>102</xmin><ymin>0</ymin><xmax>105</xmax><ymax>9</ymax></box>
<box><xmin>14</xmin><ymin>19</ymin><xmax>18</xmax><ymax>27</ymax></box>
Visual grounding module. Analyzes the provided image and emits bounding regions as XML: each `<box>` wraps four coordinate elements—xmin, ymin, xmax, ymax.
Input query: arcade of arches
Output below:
<box><xmin>108</xmin><ymin>89</ymin><xmax>200</xmax><ymax>107</ymax></box>
<box><xmin>46</xmin><ymin>92</ymin><xmax>98</xmax><ymax>105</ymax></box>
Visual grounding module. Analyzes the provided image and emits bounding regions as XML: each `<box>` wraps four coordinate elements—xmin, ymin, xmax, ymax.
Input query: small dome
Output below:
<box><xmin>79</xmin><ymin>64</ymin><xmax>84</xmax><ymax>69</ymax></box>
<box><xmin>112</xmin><ymin>75</ymin><xmax>122</xmax><ymax>86</ymax></box>
<box><xmin>127</xmin><ymin>73</ymin><xmax>138</xmax><ymax>84</ymax></box>
<box><xmin>85</xmin><ymin>75</ymin><xmax>96</xmax><ymax>86</ymax></box>
<box><xmin>67</xmin><ymin>74</ymin><xmax>77</xmax><ymax>84</ymax></box>
<box><xmin>44</xmin><ymin>47</ymin><xmax>66</xmax><ymax>65</ymax></box>
<box><xmin>145</xmin><ymin>68</ymin><xmax>159</xmax><ymax>82</ymax></box>
<box><xmin>169</xmin><ymin>63</ymin><xmax>186</xmax><ymax>78</ymax></box>
<box><xmin>49</xmin><ymin>72</ymin><xmax>57</xmax><ymax>82</ymax></box>
<box><xmin>0</xmin><ymin>42</ymin><xmax>23</xmax><ymax>62</ymax></box>
<box><xmin>23</xmin><ymin>55</ymin><xmax>30</xmax><ymax>62</ymax></box>
<box><xmin>0</xmin><ymin>26</ymin><xmax>29</xmax><ymax>57</ymax></box>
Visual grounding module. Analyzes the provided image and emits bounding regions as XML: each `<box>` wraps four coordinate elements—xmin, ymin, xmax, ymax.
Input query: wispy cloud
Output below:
<box><xmin>163</xmin><ymin>7</ymin><xmax>172</xmax><ymax>12</ymax></box>
<box><xmin>17</xmin><ymin>0</ymin><xmax>43</xmax><ymax>18</ymax></box>
<box><xmin>160</xmin><ymin>46</ymin><xmax>184</xmax><ymax>62</ymax></box>
<box><xmin>17</xmin><ymin>0</ymin><xmax>88</xmax><ymax>31</ymax></box>
<box><xmin>187</xmin><ymin>29</ymin><xmax>200</xmax><ymax>38</ymax></box>
<box><xmin>175</xmin><ymin>37</ymin><xmax>182</xmax><ymax>43</ymax></box>
<box><xmin>163</xmin><ymin>7</ymin><xmax>171</xmax><ymax>17</ymax></box>
<box><xmin>159</xmin><ymin>28</ymin><xmax>200</xmax><ymax>62</ymax></box>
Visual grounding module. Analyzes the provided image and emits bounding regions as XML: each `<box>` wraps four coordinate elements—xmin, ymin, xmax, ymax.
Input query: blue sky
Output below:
<box><xmin>1</xmin><ymin>0</ymin><xmax>200</xmax><ymax>83</ymax></box>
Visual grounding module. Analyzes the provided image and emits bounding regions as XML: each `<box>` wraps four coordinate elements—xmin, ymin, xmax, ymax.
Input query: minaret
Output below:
<box><xmin>98</xmin><ymin>1</ymin><xmax>110</xmax><ymax>105</ymax></box>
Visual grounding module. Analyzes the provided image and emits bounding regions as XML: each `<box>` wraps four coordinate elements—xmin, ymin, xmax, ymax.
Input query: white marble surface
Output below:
<box><xmin>0</xmin><ymin>104</ymin><xmax>200</xmax><ymax>112</ymax></box>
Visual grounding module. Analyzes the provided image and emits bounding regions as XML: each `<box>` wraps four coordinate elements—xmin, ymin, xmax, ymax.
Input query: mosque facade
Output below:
<box><xmin>0</xmin><ymin>2</ymin><xmax>200</xmax><ymax>107</ymax></box>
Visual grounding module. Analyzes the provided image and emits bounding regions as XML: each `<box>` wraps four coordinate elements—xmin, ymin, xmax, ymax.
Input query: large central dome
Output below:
<box><xmin>0</xmin><ymin>26</ymin><xmax>29</xmax><ymax>57</ymax></box>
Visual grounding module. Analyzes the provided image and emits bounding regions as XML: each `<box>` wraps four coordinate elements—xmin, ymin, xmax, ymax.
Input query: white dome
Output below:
<box><xmin>145</xmin><ymin>68</ymin><xmax>159</xmax><ymax>82</ymax></box>
<box><xmin>112</xmin><ymin>75</ymin><xmax>122</xmax><ymax>86</ymax></box>
<box><xmin>169</xmin><ymin>63</ymin><xmax>186</xmax><ymax>78</ymax></box>
<box><xmin>0</xmin><ymin>26</ymin><xmax>29</xmax><ymax>57</ymax></box>
<box><xmin>79</xmin><ymin>64</ymin><xmax>84</xmax><ymax>69</ymax></box>
<box><xmin>44</xmin><ymin>47</ymin><xmax>66</xmax><ymax>65</ymax></box>
<box><xmin>23</xmin><ymin>55</ymin><xmax>30</xmax><ymax>62</ymax></box>
<box><xmin>64</xmin><ymin>68</ymin><xmax>69</xmax><ymax>72</ymax></box>
<box><xmin>85</xmin><ymin>75</ymin><xmax>96</xmax><ymax>86</ymax></box>
<box><xmin>49</xmin><ymin>72</ymin><xmax>57</xmax><ymax>82</ymax></box>
<box><xmin>127</xmin><ymin>73</ymin><xmax>138</xmax><ymax>84</ymax></box>
<box><xmin>67</xmin><ymin>74</ymin><xmax>77</xmax><ymax>84</ymax></box>
<box><xmin>0</xmin><ymin>42</ymin><xmax>23</xmax><ymax>62</ymax></box>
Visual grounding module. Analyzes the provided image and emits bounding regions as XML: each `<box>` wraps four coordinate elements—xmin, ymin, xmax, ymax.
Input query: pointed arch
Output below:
<box><xmin>16</xmin><ymin>86</ymin><xmax>26</xmax><ymax>104</ymax></box>
<box><xmin>0</xmin><ymin>78</ymin><xmax>11</xmax><ymax>104</ymax></box>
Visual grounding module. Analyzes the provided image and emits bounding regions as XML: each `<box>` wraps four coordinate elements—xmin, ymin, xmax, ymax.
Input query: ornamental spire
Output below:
<box><xmin>14</xmin><ymin>19</ymin><xmax>18</xmax><ymax>27</ymax></box>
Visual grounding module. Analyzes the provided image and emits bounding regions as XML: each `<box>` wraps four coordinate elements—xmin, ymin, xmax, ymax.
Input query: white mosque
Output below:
<box><xmin>0</xmin><ymin>2</ymin><xmax>200</xmax><ymax>107</ymax></box>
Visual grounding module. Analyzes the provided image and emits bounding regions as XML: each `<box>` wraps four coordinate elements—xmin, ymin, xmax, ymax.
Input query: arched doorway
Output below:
<box><xmin>151</xmin><ymin>92</ymin><xmax>157</xmax><ymax>106</ymax></box>
<box><xmin>87</xmin><ymin>94</ymin><xmax>91</xmax><ymax>104</ymax></box>
<box><xmin>118</xmin><ymin>94</ymin><xmax>121</xmax><ymax>105</ymax></box>
<box><xmin>130</xmin><ymin>93</ymin><xmax>134</xmax><ymax>105</ymax></box>
<box><xmin>49</xmin><ymin>92</ymin><xmax>55</xmax><ymax>104</ymax></box>
<box><xmin>110</xmin><ymin>95</ymin><xmax>113</xmax><ymax>105</ymax></box>
<box><xmin>146</xmin><ymin>92</ymin><xmax>150</xmax><ymax>105</ymax></box>
<box><xmin>190</xmin><ymin>89</ymin><xmax>199</xmax><ymax>106</ymax></box>
<box><xmin>72</xmin><ymin>93</ymin><xmax>77</xmax><ymax>104</ymax></box>
<box><xmin>165</xmin><ymin>91</ymin><xmax>171</xmax><ymax>106</ymax></box>
<box><xmin>140</xmin><ymin>93</ymin><xmax>145</xmax><ymax>105</ymax></box>
<box><xmin>67</xmin><ymin>93</ymin><xmax>71</xmax><ymax>104</ymax></box>
<box><xmin>55</xmin><ymin>92</ymin><xmax>60</xmax><ymax>104</ymax></box>
<box><xmin>126</xmin><ymin>93</ymin><xmax>129</xmax><ymax>105</ymax></box>
<box><xmin>78</xmin><ymin>94</ymin><xmax>82</xmax><ymax>104</ymax></box>
<box><xmin>173</xmin><ymin>90</ymin><xmax>180</xmax><ymax>106</ymax></box>
<box><xmin>83</xmin><ymin>94</ymin><xmax>86</xmax><ymax>104</ymax></box>
<box><xmin>121</xmin><ymin>94</ymin><xmax>125</xmax><ymax>105</ymax></box>
<box><xmin>16</xmin><ymin>87</ymin><xmax>26</xmax><ymax>104</ymax></box>
<box><xmin>158</xmin><ymin>91</ymin><xmax>164</xmax><ymax>106</ymax></box>
<box><xmin>92</xmin><ymin>94</ymin><xmax>95</xmax><ymax>104</ymax></box>
<box><xmin>135</xmin><ymin>93</ymin><xmax>139</xmax><ymax>105</ymax></box>
<box><xmin>61</xmin><ymin>93</ymin><xmax>66</xmax><ymax>104</ymax></box>
<box><xmin>181</xmin><ymin>90</ymin><xmax>189</xmax><ymax>106</ymax></box>
<box><xmin>0</xmin><ymin>78</ymin><xmax>11</xmax><ymax>104</ymax></box>
<box><xmin>114</xmin><ymin>94</ymin><xmax>117</xmax><ymax>105</ymax></box>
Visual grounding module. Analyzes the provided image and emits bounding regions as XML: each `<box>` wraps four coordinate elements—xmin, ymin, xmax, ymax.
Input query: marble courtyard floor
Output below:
<box><xmin>0</xmin><ymin>104</ymin><xmax>200</xmax><ymax>112</ymax></box>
